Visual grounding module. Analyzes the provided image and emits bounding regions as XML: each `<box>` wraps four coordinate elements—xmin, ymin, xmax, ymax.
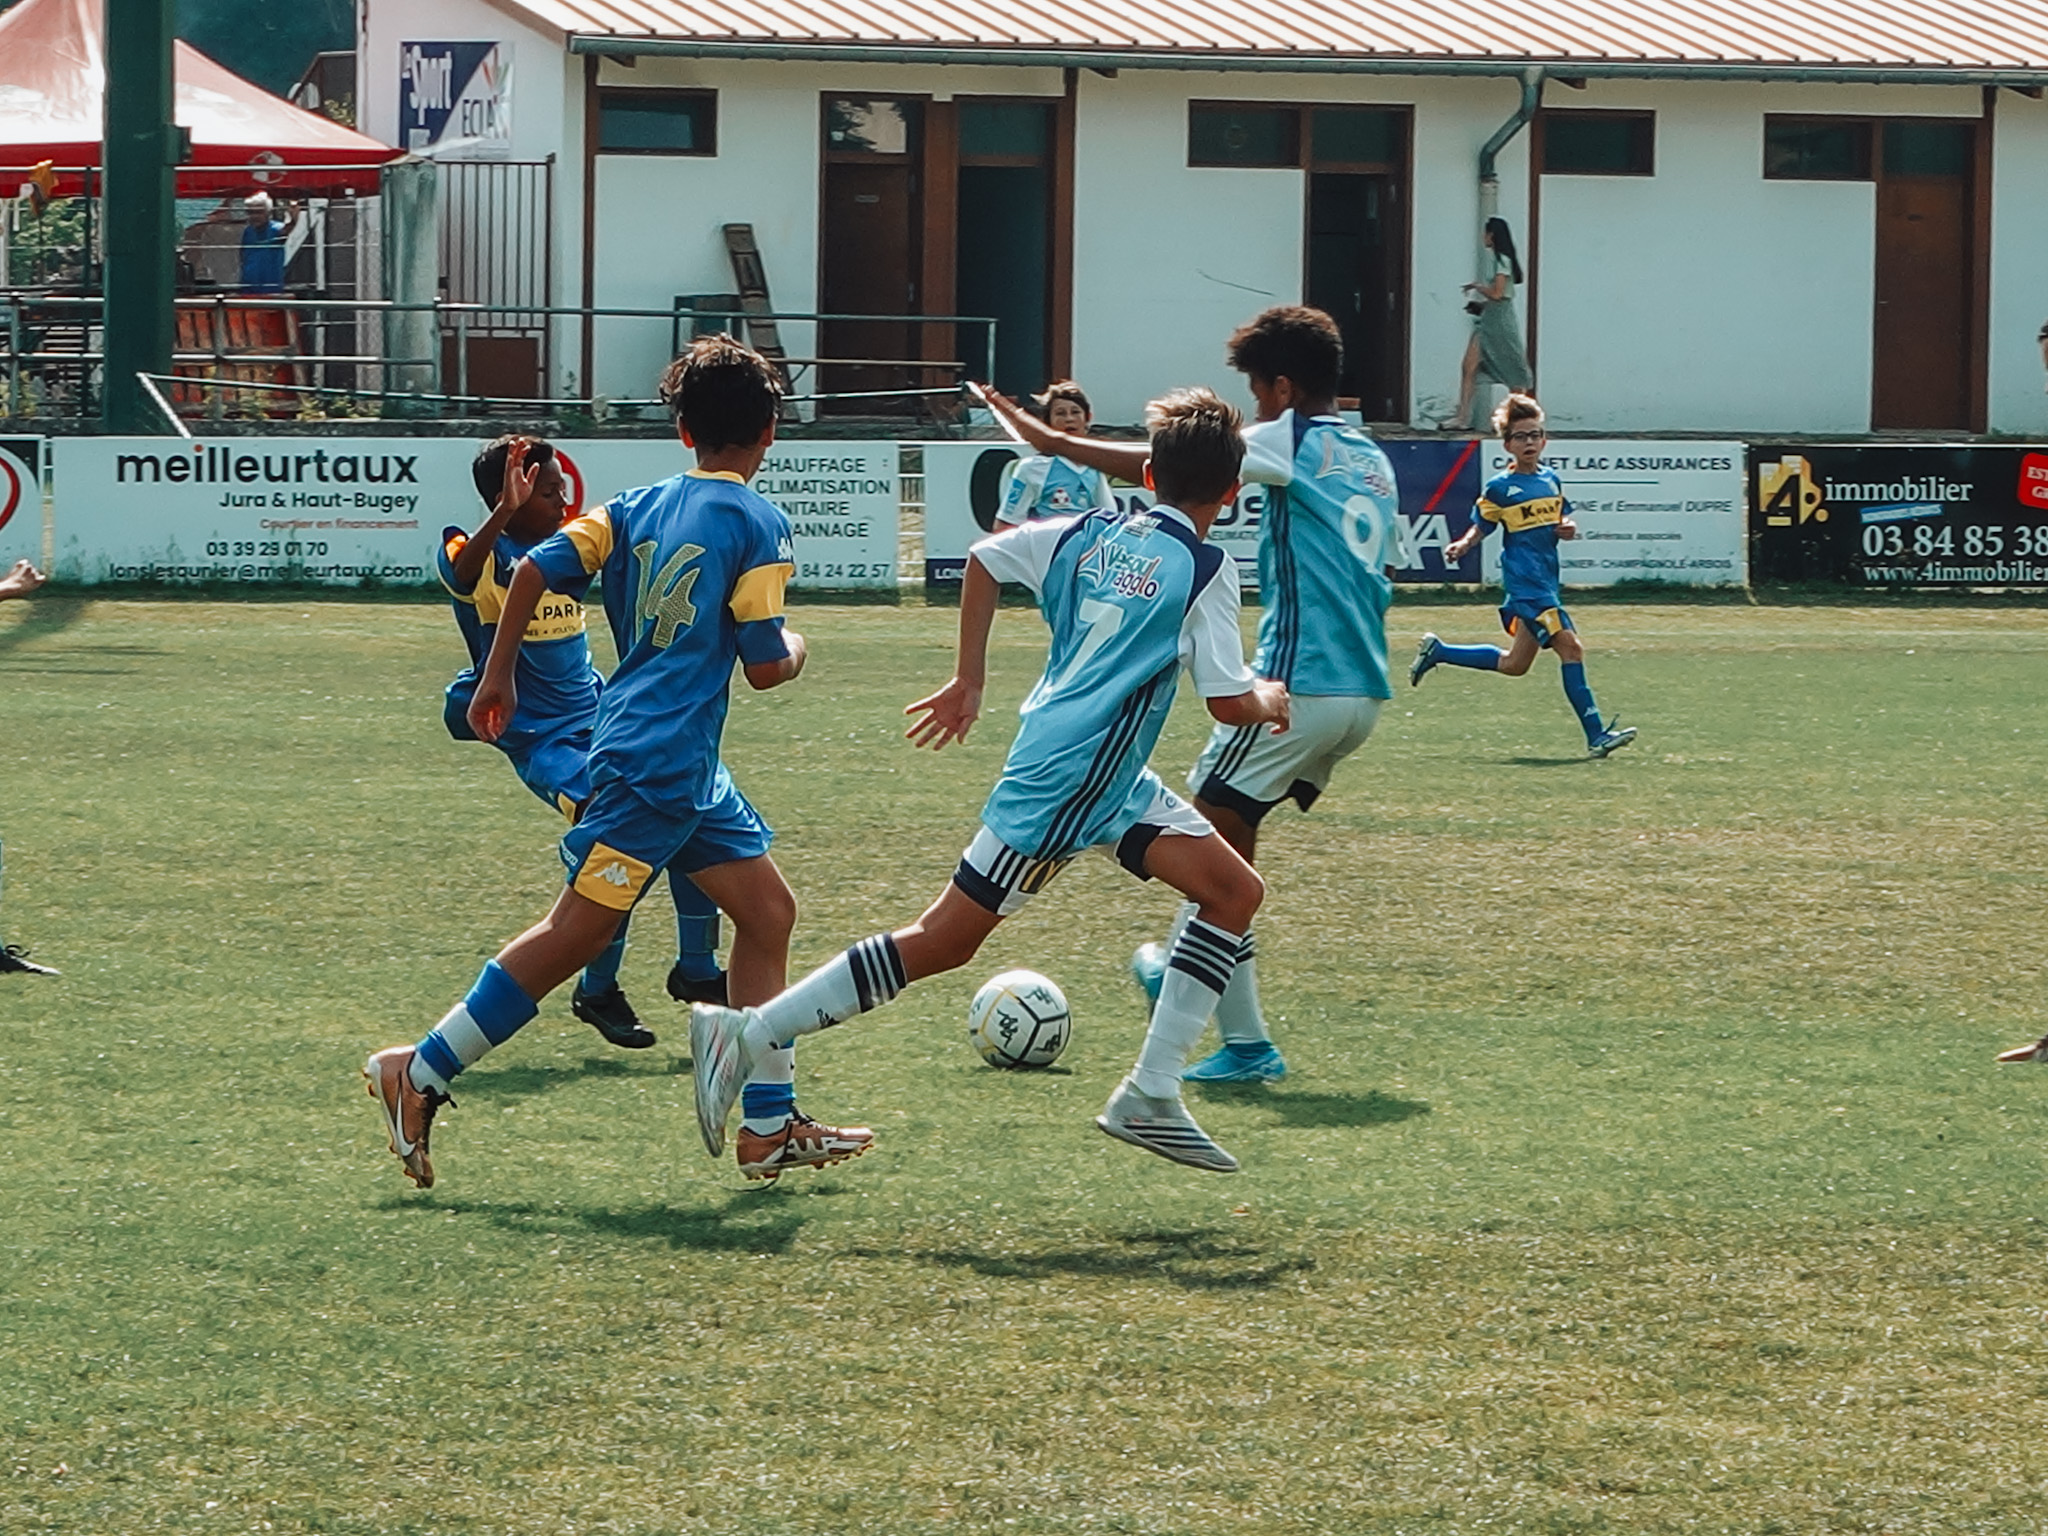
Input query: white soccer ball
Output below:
<box><xmin>967</xmin><ymin>969</ymin><xmax>1072</xmax><ymax>1070</ymax></box>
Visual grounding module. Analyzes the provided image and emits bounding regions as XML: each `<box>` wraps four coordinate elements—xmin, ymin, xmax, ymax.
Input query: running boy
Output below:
<box><xmin>1409</xmin><ymin>393</ymin><xmax>1637</xmax><ymax>759</ymax></box>
<box><xmin>439</xmin><ymin>436</ymin><xmax>729</xmax><ymax>1052</ymax></box>
<box><xmin>0</xmin><ymin>558</ymin><xmax>56</xmax><ymax>976</ymax></box>
<box><xmin>367</xmin><ymin>338</ymin><xmax>872</xmax><ymax>1187</ymax></box>
<box><xmin>980</xmin><ymin>306</ymin><xmax>1404</xmax><ymax>1084</ymax></box>
<box><xmin>996</xmin><ymin>380</ymin><xmax>1115</xmax><ymax>524</ymax></box>
<box><xmin>690</xmin><ymin>389</ymin><xmax>1289</xmax><ymax>1172</ymax></box>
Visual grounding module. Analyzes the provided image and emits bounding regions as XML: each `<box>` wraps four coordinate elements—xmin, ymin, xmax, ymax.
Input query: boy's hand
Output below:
<box><xmin>0</xmin><ymin>559</ymin><xmax>47</xmax><ymax>599</ymax></box>
<box><xmin>498</xmin><ymin>436</ymin><xmax>538</xmax><ymax>516</ymax></box>
<box><xmin>1252</xmin><ymin>679</ymin><xmax>1291</xmax><ymax>735</ymax></box>
<box><xmin>1445</xmin><ymin>532</ymin><xmax>1479</xmax><ymax>561</ymax></box>
<box><xmin>904</xmin><ymin>676</ymin><xmax>982</xmax><ymax>750</ymax></box>
<box><xmin>468</xmin><ymin>675</ymin><xmax>517</xmax><ymax>744</ymax></box>
<box><xmin>1557</xmin><ymin>516</ymin><xmax>1578</xmax><ymax>541</ymax></box>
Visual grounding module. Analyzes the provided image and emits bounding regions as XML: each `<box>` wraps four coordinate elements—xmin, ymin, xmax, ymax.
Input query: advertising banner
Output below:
<box><xmin>399</xmin><ymin>41</ymin><xmax>513</xmax><ymax>158</ymax></box>
<box><xmin>921</xmin><ymin>437</ymin><xmax>1485</xmax><ymax>588</ymax></box>
<box><xmin>0</xmin><ymin>437</ymin><xmax>45</xmax><ymax>570</ymax></box>
<box><xmin>1749</xmin><ymin>444</ymin><xmax>2048</xmax><ymax>587</ymax></box>
<box><xmin>1478</xmin><ymin>440</ymin><xmax>1745</xmax><ymax>588</ymax></box>
<box><xmin>50</xmin><ymin>437</ymin><xmax>900</xmax><ymax>590</ymax></box>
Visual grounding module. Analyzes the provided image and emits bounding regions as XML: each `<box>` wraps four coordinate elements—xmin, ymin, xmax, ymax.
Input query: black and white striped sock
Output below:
<box><xmin>752</xmin><ymin>933</ymin><xmax>909</xmax><ymax>1046</ymax></box>
<box><xmin>1134</xmin><ymin>917</ymin><xmax>1243</xmax><ymax>1097</ymax></box>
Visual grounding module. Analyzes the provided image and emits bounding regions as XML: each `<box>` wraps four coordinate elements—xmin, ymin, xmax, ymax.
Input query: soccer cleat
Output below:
<box><xmin>736</xmin><ymin>1112</ymin><xmax>876</xmax><ymax>1182</ymax></box>
<box><xmin>1408</xmin><ymin>633</ymin><xmax>1441</xmax><ymax>687</ymax></box>
<box><xmin>363</xmin><ymin>1046</ymin><xmax>450</xmax><ymax>1189</ymax></box>
<box><xmin>665</xmin><ymin>963</ymin><xmax>730</xmax><ymax>1008</ymax></box>
<box><xmin>1130</xmin><ymin>942</ymin><xmax>1167</xmax><ymax>1006</ymax></box>
<box><xmin>570</xmin><ymin>982</ymin><xmax>657</xmax><ymax>1049</ymax></box>
<box><xmin>1997</xmin><ymin>1036</ymin><xmax>2048</xmax><ymax>1063</ymax></box>
<box><xmin>690</xmin><ymin>1004</ymin><xmax>761</xmax><ymax>1159</ymax></box>
<box><xmin>1095</xmin><ymin>1076</ymin><xmax>1239</xmax><ymax>1173</ymax></box>
<box><xmin>1182</xmin><ymin>1041</ymin><xmax>1289</xmax><ymax>1084</ymax></box>
<box><xmin>1588</xmin><ymin>721</ymin><xmax>1638</xmax><ymax>758</ymax></box>
<box><xmin>0</xmin><ymin>943</ymin><xmax>58</xmax><ymax>975</ymax></box>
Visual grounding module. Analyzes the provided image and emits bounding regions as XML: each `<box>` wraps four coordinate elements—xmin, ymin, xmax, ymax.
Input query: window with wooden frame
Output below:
<box><xmin>1539</xmin><ymin>109</ymin><xmax>1655</xmax><ymax>176</ymax></box>
<box><xmin>596</xmin><ymin>88</ymin><xmax>717</xmax><ymax>156</ymax></box>
<box><xmin>1763</xmin><ymin>116</ymin><xmax>1874</xmax><ymax>180</ymax></box>
<box><xmin>1188</xmin><ymin>103</ymin><xmax>1404</xmax><ymax>170</ymax></box>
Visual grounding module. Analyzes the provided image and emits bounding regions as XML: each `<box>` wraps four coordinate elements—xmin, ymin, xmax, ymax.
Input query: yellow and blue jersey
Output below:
<box><xmin>528</xmin><ymin>470</ymin><xmax>793</xmax><ymax>816</ymax></box>
<box><xmin>438</xmin><ymin>524</ymin><xmax>600</xmax><ymax>748</ymax></box>
<box><xmin>1474</xmin><ymin>466</ymin><xmax>1571</xmax><ymax>608</ymax></box>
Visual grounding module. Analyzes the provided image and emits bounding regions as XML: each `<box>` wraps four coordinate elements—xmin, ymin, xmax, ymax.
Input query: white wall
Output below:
<box><xmin>1532</xmin><ymin>79</ymin><xmax>1979</xmax><ymax>435</ymax></box>
<box><xmin>1989</xmin><ymin>90</ymin><xmax>2048</xmax><ymax>435</ymax></box>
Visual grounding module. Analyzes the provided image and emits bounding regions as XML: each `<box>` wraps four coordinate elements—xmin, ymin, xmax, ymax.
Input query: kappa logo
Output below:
<box><xmin>1758</xmin><ymin>455</ymin><xmax>1830</xmax><ymax>528</ymax></box>
<box><xmin>596</xmin><ymin>861</ymin><xmax>632</xmax><ymax>888</ymax></box>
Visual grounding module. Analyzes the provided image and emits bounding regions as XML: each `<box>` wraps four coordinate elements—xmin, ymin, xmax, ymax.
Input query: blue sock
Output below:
<box><xmin>1434</xmin><ymin>640</ymin><xmax>1503</xmax><ymax>670</ymax></box>
<box><xmin>1561</xmin><ymin>661</ymin><xmax>1604</xmax><ymax>743</ymax></box>
<box><xmin>669</xmin><ymin>870</ymin><xmax>723</xmax><ymax>982</ymax></box>
<box><xmin>741</xmin><ymin>1079</ymin><xmax>796</xmax><ymax>1123</ymax></box>
<box><xmin>581</xmin><ymin>911</ymin><xmax>628</xmax><ymax>993</ymax></box>
<box><xmin>411</xmin><ymin>960</ymin><xmax>539</xmax><ymax>1092</ymax></box>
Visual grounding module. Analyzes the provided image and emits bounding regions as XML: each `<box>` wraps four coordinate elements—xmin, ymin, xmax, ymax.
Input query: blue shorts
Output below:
<box><xmin>559</xmin><ymin>766</ymin><xmax>773</xmax><ymax>912</ymax></box>
<box><xmin>1499</xmin><ymin>600</ymin><xmax>1574</xmax><ymax>647</ymax></box>
<box><xmin>508</xmin><ymin>726</ymin><xmax>594</xmax><ymax>822</ymax></box>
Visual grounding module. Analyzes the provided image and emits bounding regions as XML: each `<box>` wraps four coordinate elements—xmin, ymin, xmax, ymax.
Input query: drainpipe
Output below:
<box><xmin>1479</xmin><ymin>66</ymin><xmax>1544</xmax><ymax>228</ymax></box>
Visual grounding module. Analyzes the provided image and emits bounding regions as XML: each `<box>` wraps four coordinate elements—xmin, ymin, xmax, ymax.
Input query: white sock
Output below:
<box><xmin>1132</xmin><ymin>917</ymin><xmax>1239</xmax><ymax>1098</ymax></box>
<box><xmin>744</xmin><ymin>934</ymin><xmax>907</xmax><ymax>1056</ymax></box>
<box><xmin>1211</xmin><ymin>930</ymin><xmax>1270</xmax><ymax>1046</ymax></box>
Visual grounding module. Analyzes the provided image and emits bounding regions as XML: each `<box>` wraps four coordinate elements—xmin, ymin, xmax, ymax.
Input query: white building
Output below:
<box><xmin>358</xmin><ymin>0</ymin><xmax>2048</xmax><ymax>435</ymax></box>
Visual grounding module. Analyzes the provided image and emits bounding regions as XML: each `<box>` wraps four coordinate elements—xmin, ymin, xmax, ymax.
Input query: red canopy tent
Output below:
<box><xmin>0</xmin><ymin>0</ymin><xmax>401</xmax><ymax>196</ymax></box>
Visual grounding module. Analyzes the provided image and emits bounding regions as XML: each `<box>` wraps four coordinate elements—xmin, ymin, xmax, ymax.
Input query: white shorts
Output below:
<box><xmin>952</xmin><ymin>771</ymin><xmax>1213</xmax><ymax>917</ymax></box>
<box><xmin>1190</xmin><ymin>694</ymin><xmax>1383</xmax><ymax>825</ymax></box>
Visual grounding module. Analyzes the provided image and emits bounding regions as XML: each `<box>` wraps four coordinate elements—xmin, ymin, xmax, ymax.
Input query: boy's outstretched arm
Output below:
<box><xmin>742</xmin><ymin>630</ymin><xmax>805</xmax><ymax>691</ymax></box>
<box><xmin>0</xmin><ymin>559</ymin><xmax>46</xmax><ymax>601</ymax></box>
<box><xmin>467</xmin><ymin>556</ymin><xmax>548</xmax><ymax>742</ymax></box>
<box><xmin>1207</xmin><ymin>678</ymin><xmax>1291</xmax><ymax>734</ymax></box>
<box><xmin>905</xmin><ymin>555</ymin><xmax>997</xmax><ymax>750</ymax></box>
<box><xmin>448</xmin><ymin>437</ymin><xmax>538</xmax><ymax>592</ymax></box>
<box><xmin>978</xmin><ymin>386</ymin><xmax>1148</xmax><ymax>484</ymax></box>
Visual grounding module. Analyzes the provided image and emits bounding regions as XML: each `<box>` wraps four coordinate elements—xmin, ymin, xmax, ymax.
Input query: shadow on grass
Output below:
<box><xmin>458</xmin><ymin>1052</ymin><xmax>687</xmax><ymax>1100</ymax></box>
<box><xmin>879</xmin><ymin>1228</ymin><xmax>1314</xmax><ymax>1291</ymax></box>
<box><xmin>1191</xmin><ymin>1086</ymin><xmax>1431</xmax><ymax>1129</ymax></box>
<box><xmin>1502</xmin><ymin>754</ymin><xmax>1594</xmax><ymax>768</ymax></box>
<box><xmin>0</xmin><ymin>591</ymin><xmax>95</xmax><ymax>660</ymax></box>
<box><xmin>419</xmin><ymin>1193</ymin><xmax>807</xmax><ymax>1254</ymax></box>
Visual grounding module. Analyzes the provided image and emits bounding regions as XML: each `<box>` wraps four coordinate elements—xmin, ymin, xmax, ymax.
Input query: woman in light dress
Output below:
<box><xmin>1442</xmin><ymin>217</ymin><xmax>1534</xmax><ymax>431</ymax></box>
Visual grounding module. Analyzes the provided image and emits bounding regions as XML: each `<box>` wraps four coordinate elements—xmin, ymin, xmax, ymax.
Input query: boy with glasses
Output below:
<box><xmin>1409</xmin><ymin>394</ymin><xmax>1636</xmax><ymax>759</ymax></box>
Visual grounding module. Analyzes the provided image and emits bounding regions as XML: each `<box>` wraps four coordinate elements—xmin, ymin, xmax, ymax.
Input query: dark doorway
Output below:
<box><xmin>1872</xmin><ymin>119</ymin><xmax>1976</xmax><ymax>431</ymax></box>
<box><xmin>1302</xmin><ymin>108</ymin><xmax>1408</xmax><ymax>422</ymax></box>
<box><xmin>820</xmin><ymin>96</ymin><xmax>923</xmax><ymax>410</ymax></box>
<box><xmin>954</xmin><ymin>100</ymin><xmax>1054</xmax><ymax>396</ymax></box>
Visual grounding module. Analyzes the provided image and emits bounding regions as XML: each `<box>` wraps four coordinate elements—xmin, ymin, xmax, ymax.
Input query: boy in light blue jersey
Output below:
<box><xmin>367</xmin><ymin>339</ymin><xmax>873</xmax><ymax>1189</ymax></box>
<box><xmin>1410</xmin><ymin>393</ymin><xmax>1636</xmax><ymax>758</ymax></box>
<box><xmin>996</xmin><ymin>381</ymin><xmax>1115</xmax><ymax>525</ymax></box>
<box><xmin>985</xmin><ymin>307</ymin><xmax>1407</xmax><ymax>1083</ymax></box>
<box><xmin>438</xmin><ymin>435</ymin><xmax>729</xmax><ymax>1054</ymax></box>
<box><xmin>690</xmin><ymin>390</ymin><xmax>1291</xmax><ymax>1173</ymax></box>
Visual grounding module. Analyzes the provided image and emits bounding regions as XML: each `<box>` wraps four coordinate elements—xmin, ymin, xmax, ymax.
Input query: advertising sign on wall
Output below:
<box><xmin>1480</xmin><ymin>441</ymin><xmax>1746</xmax><ymax>588</ymax></box>
<box><xmin>399</xmin><ymin>41</ymin><xmax>513</xmax><ymax>158</ymax></box>
<box><xmin>50</xmin><ymin>438</ymin><xmax>901</xmax><ymax>591</ymax></box>
<box><xmin>1749</xmin><ymin>444</ymin><xmax>2048</xmax><ymax>587</ymax></box>
<box><xmin>0</xmin><ymin>437</ymin><xmax>45</xmax><ymax>569</ymax></box>
<box><xmin>921</xmin><ymin>436</ymin><xmax>1484</xmax><ymax>588</ymax></box>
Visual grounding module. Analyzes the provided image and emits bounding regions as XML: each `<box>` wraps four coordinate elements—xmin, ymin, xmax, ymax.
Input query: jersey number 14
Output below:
<box><xmin>635</xmin><ymin>540</ymin><xmax>705</xmax><ymax>649</ymax></box>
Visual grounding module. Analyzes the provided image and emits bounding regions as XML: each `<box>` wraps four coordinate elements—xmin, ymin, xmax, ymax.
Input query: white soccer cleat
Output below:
<box><xmin>690</xmin><ymin>1004</ymin><xmax>760</xmax><ymax>1158</ymax></box>
<box><xmin>1095</xmin><ymin>1076</ymin><xmax>1239</xmax><ymax>1173</ymax></box>
<box><xmin>1996</xmin><ymin>1035</ymin><xmax>2048</xmax><ymax>1063</ymax></box>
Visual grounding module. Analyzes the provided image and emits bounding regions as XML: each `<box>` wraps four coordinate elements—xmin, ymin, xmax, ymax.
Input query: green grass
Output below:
<box><xmin>4</xmin><ymin>593</ymin><xmax>2048</xmax><ymax>1533</ymax></box>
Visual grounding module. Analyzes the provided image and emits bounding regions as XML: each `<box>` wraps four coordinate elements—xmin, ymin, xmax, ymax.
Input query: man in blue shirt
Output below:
<box><xmin>689</xmin><ymin>389</ymin><xmax>1290</xmax><ymax>1173</ymax></box>
<box><xmin>366</xmin><ymin>339</ymin><xmax>872</xmax><ymax>1188</ymax></box>
<box><xmin>234</xmin><ymin>193</ymin><xmax>297</xmax><ymax>295</ymax></box>
<box><xmin>1410</xmin><ymin>393</ymin><xmax>1637</xmax><ymax>758</ymax></box>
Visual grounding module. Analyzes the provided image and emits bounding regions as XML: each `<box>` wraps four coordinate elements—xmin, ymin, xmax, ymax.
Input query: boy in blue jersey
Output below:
<box><xmin>1409</xmin><ymin>394</ymin><xmax>1637</xmax><ymax>759</ymax></box>
<box><xmin>440</xmin><ymin>435</ymin><xmax>731</xmax><ymax>1051</ymax></box>
<box><xmin>367</xmin><ymin>339</ymin><xmax>873</xmax><ymax>1187</ymax></box>
<box><xmin>982</xmin><ymin>307</ymin><xmax>1406</xmax><ymax>1084</ymax></box>
<box><xmin>996</xmin><ymin>381</ymin><xmax>1114</xmax><ymax>525</ymax></box>
<box><xmin>690</xmin><ymin>390</ymin><xmax>1290</xmax><ymax>1172</ymax></box>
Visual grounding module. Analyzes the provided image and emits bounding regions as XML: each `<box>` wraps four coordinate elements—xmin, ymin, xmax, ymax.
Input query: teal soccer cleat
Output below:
<box><xmin>1130</xmin><ymin>941</ymin><xmax>1167</xmax><ymax>1005</ymax></box>
<box><xmin>1408</xmin><ymin>633</ymin><xmax>1441</xmax><ymax>687</ymax></box>
<box><xmin>1183</xmin><ymin>1041</ymin><xmax>1289</xmax><ymax>1084</ymax></box>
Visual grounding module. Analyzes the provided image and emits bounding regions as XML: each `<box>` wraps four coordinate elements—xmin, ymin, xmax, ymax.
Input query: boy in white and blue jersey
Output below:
<box><xmin>366</xmin><ymin>339</ymin><xmax>872</xmax><ymax>1189</ymax></box>
<box><xmin>984</xmin><ymin>307</ymin><xmax>1408</xmax><ymax>1083</ymax></box>
<box><xmin>438</xmin><ymin>435</ymin><xmax>729</xmax><ymax>1054</ymax></box>
<box><xmin>690</xmin><ymin>390</ymin><xmax>1291</xmax><ymax>1173</ymax></box>
<box><xmin>996</xmin><ymin>381</ymin><xmax>1115</xmax><ymax>525</ymax></box>
<box><xmin>1410</xmin><ymin>394</ymin><xmax>1636</xmax><ymax>758</ymax></box>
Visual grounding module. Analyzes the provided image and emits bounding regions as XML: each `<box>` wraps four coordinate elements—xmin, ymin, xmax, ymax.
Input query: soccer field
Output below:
<box><xmin>4</xmin><ymin>593</ymin><xmax>2048</xmax><ymax>1533</ymax></box>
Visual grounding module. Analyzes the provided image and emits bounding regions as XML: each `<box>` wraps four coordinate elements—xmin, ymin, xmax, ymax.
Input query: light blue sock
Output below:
<box><xmin>669</xmin><ymin>870</ymin><xmax>722</xmax><ymax>982</ymax></box>
<box><xmin>1434</xmin><ymin>640</ymin><xmax>1503</xmax><ymax>670</ymax></box>
<box><xmin>1560</xmin><ymin>661</ymin><xmax>1604</xmax><ymax>744</ymax></box>
<box><xmin>410</xmin><ymin>960</ymin><xmax>539</xmax><ymax>1092</ymax></box>
<box><xmin>582</xmin><ymin>911</ymin><xmax>628</xmax><ymax>993</ymax></box>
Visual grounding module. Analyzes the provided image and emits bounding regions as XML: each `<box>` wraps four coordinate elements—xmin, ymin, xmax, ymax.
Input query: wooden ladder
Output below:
<box><xmin>722</xmin><ymin>223</ymin><xmax>799</xmax><ymax>418</ymax></box>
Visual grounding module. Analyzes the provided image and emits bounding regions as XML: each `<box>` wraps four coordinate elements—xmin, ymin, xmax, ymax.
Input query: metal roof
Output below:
<box><xmin>500</xmin><ymin>0</ymin><xmax>2048</xmax><ymax>78</ymax></box>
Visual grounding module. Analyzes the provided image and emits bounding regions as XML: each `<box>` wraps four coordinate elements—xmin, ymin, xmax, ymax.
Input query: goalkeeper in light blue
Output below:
<box><xmin>1410</xmin><ymin>393</ymin><xmax>1637</xmax><ymax>760</ymax></box>
<box><xmin>689</xmin><ymin>389</ymin><xmax>1291</xmax><ymax>1174</ymax></box>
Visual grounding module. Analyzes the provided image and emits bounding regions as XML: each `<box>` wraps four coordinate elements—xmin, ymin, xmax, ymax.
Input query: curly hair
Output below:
<box><xmin>658</xmin><ymin>336</ymin><xmax>783</xmax><ymax>450</ymax></box>
<box><xmin>1225</xmin><ymin>306</ymin><xmax>1343</xmax><ymax>398</ymax></box>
